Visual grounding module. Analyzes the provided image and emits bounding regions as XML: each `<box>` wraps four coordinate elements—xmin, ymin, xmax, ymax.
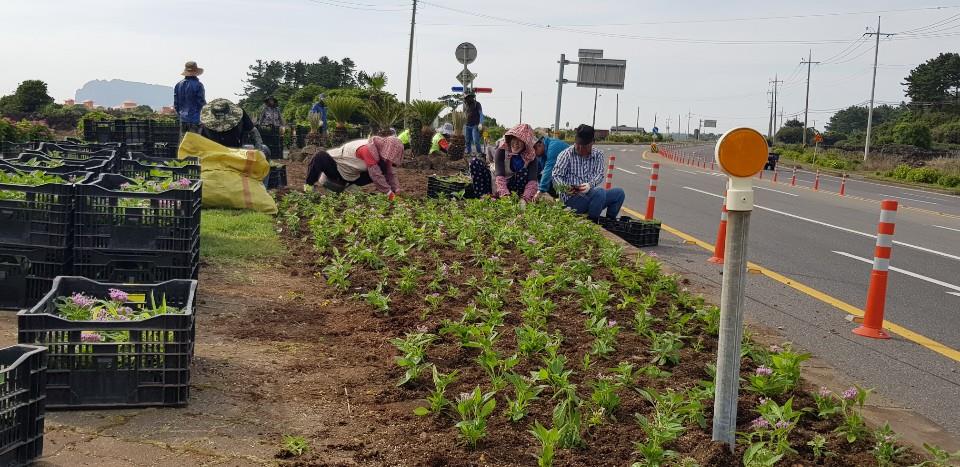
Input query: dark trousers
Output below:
<box><xmin>305</xmin><ymin>151</ymin><xmax>372</xmax><ymax>187</ymax></box>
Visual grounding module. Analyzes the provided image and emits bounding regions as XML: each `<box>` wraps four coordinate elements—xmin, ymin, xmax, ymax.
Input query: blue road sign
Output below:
<box><xmin>652</xmin><ymin>127</ymin><xmax>659</xmax><ymax>134</ymax></box>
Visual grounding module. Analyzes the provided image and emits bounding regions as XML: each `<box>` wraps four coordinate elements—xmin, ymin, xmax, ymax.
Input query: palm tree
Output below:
<box><xmin>364</xmin><ymin>71</ymin><xmax>388</xmax><ymax>92</ymax></box>
<box><xmin>408</xmin><ymin>100</ymin><xmax>445</xmax><ymax>156</ymax></box>
<box><xmin>326</xmin><ymin>96</ymin><xmax>363</xmax><ymax>146</ymax></box>
<box><xmin>448</xmin><ymin>111</ymin><xmax>466</xmax><ymax>159</ymax></box>
<box><xmin>362</xmin><ymin>100</ymin><xmax>405</xmax><ymax>136</ymax></box>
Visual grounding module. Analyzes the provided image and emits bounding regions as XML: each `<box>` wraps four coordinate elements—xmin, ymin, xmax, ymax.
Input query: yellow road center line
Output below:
<box><xmin>621</xmin><ymin>205</ymin><xmax>960</xmax><ymax>363</ymax></box>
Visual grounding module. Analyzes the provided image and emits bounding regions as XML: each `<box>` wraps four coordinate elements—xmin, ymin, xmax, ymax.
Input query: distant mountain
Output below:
<box><xmin>75</xmin><ymin>79</ymin><xmax>174</xmax><ymax>109</ymax></box>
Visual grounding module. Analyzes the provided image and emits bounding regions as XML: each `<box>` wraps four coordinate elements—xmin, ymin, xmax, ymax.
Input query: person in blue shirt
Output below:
<box><xmin>173</xmin><ymin>61</ymin><xmax>206</xmax><ymax>137</ymax></box>
<box><xmin>309</xmin><ymin>94</ymin><xmax>328</xmax><ymax>137</ymax></box>
<box><xmin>533</xmin><ymin>135</ymin><xmax>570</xmax><ymax>200</ymax></box>
<box><xmin>551</xmin><ymin>124</ymin><xmax>625</xmax><ymax>220</ymax></box>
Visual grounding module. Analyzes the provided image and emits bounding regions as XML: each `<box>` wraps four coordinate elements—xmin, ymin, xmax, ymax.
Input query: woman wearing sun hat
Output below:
<box><xmin>199</xmin><ymin>98</ymin><xmax>268</xmax><ymax>157</ymax></box>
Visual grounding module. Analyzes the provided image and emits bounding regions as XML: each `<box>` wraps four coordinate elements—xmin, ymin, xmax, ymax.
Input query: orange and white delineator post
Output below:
<box><xmin>644</xmin><ymin>163</ymin><xmax>660</xmax><ymax>219</ymax></box>
<box><xmin>791</xmin><ymin>167</ymin><xmax>797</xmax><ymax>186</ymax></box>
<box><xmin>605</xmin><ymin>155</ymin><xmax>616</xmax><ymax>189</ymax></box>
<box><xmin>813</xmin><ymin>169</ymin><xmax>821</xmax><ymax>191</ymax></box>
<box><xmin>708</xmin><ymin>192</ymin><xmax>728</xmax><ymax>264</ymax></box>
<box><xmin>839</xmin><ymin>174</ymin><xmax>847</xmax><ymax>196</ymax></box>
<box><xmin>853</xmin><ymin>200</ymin><xmax>898</xmax><ymax>339</ymax></box>
<box><xmin>772</xmin><ymin>168</ymin><xmax>779</xmax><ymax>183</ymax></box>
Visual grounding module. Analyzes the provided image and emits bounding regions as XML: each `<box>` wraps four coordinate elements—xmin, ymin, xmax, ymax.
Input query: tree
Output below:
<box><xmin>0</xmin><ymin>80</ymin><xmax>54</xmax><ymax>115</ymax></box>
<box><xmin>826</xmin><ymin>104</ymin><xmax>901</xmax><ymax>136</ymax></box>
<box><xmin>783</xmin><ymin>119</ymin><xmax>804</xmax><ymax>128</ymax></box>
<box><xmin>903</xmin><ymin>52</ymin><xmax>960</xmax><ymax>110</ymax></box>
<box><xmin>776</xmin><ymin>120</ymin><xmax>815</xmax><ymax>144</ymax></box>
<box><xmin>239</xmin><ymin>57</ymin><xmax>369</xmax><ymax>113</ymax></box>
<box><xmin>891</xmin><ymin>122</ymin><xmax>932</xmax><ymax>149</ymax></box>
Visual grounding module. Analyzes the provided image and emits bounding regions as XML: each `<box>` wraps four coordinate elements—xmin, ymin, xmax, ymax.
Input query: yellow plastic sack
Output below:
<box><xmin>177</xmin><ymin>132</ymin><xmax>277</xmax><ymax>214</ymax></box>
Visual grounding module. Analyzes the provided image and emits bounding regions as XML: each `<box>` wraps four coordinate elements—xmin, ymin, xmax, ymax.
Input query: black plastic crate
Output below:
<box><xmin>0</xmin><ymin>345</ymin><xmax>47</xmax><ymax>466</ymax></box>
<box><xmin>74</xmin><ymin>174</ymin><xmax>200</xmax><ymax>252</ymax></box>
<box><xmin>258</xmin><ymin>127</ymin><xmax>283</xmax><ymax>160</ymax></box>
<box><xmin>148</xmin><ymin>143</ymin><xmax>178</xmax><ymax>158</ymax></box>
<box><xmin>427</xmin><ymin>175</ymin><xmax>476</xmax><ymax>199</ymax></box>
<box><xmin>0</xmin><ymin>142</ymin><xmax>41</xmax><ymax>159</ymax></box>
<box><xmin>0</xmin><ymin>154</ymin><xmax>110</xmax><ymax>175</ymax></box>
<box><xmin>73</xmin><ymin>246</ymin><xmax>199</xmax><ymax>284</ymax></box>
<box><xmin>149</xmin><ymin>121</ymin><xmax>180</xmax><ymax>147</ymax></box>
<box><xmin>18</xmin><ymin>276</ymin><xmax>197</xmax><ymax>409</ymax></box>
<box><xmin>0</xmin><ymin>245</ymin><xmax>71</xmax><ymax>310</ymax></box>
<box><xmin>599</xmin><ymin>216</ymin><xmax>661</xmax><ymax>248</ymax></box>
<box><xmin>266</xmin><ymin>165</ymin><xmax>287</xmax><ymax>189</ymax></box>
<box><xmin>83</xmin><ymin>120</ymin><xmax>122</xmax><ymax>144</ymax></box>
<box><xmin>0</xmin><ymin>169</ymin><xmax>90</xmax><ymax>249</ymax></box>
<box><xmin>118</xmin><ymin>156</ymin><xmax>200</xmax><ymax>182</ymax></box>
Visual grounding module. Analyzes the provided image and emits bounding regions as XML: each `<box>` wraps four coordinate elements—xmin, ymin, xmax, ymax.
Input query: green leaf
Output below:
<box><xmin>414</xmin><ymin>406</ymin><xmax>431</xmax><ymax>416</ymax></box>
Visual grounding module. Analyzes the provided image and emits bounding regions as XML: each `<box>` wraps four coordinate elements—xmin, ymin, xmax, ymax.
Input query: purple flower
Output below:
<box><xmin>750</xmin><ymin>417</ymin><xmax>770</xmax><ymax>429</ymax></box>
<box><xmin>755</xmin><ymin>366</ymin><xmax>773</xmax><ymax>376</ymax></box>
<box><xmin>842</xmin><ymin>388</ymin><xmax>858</xmax><ymax>400</ymax></box>
<box><xmin>759</xmin><ymin>397</ymin><xmax>770</xmax><ymax>405</ymax></box>
<box><xmin>120</xmin><ymin>183</ymin><xmax>131</xmax><ymax>189</ymax></box>
<box><xmin>94</xmin><ymin>309</ymin><xmax>110</xmax><ymax>321</ymax></box>
<box><xmin>416</xmin><ymin>325</ymin><xmax>428</xmax><ymax>333</ymax></box>
<box><xmin>526</xmin><ymin>236</ymin><xmax>537</xmax><ymax>245</ymax></box>
<box><xmin>108</xmin><ymin>288</ymin><xmax>128</xmax><ymax>302</ymax></box>
<box><xmin>177</xmin><ymin>178</ymin><xmax>191</xmax><ymax>187</ymax></box>
<box><xmin>775</xmin><ymin>421</ymin><xmax>791</xmax><ymax>430</ymax></box>
<box><xmin>80</xmin><ymin>332</ymin><xmax>102</xmax><ymax>343</ymax></box>
<box><xmin>489</xmin><ymin>255</ymin><xmax>500</xmax><ymax>262</ymax></box>
<box><xmin>119</xmin><ymin>306</ymin><xmax>133</xmax><ymax>315</ymax></box>
<box><xmin>70</xmin><ymin>293</ymin><xmax>95</xmax><ymax>308</ymax></box>
<box><xmin>534</xmin><ymin>259</ymin><xmax>545</xmax><ymax>265</ymax></box>
<box><xmin>607</xmin><ymin>320</ymin><xmax>617</xmax><ymax>327</ymax></box>
<box><xmin>818</xmin><ymin>387</ymin><xmax>832</xmax><ymax>398</ymax></box>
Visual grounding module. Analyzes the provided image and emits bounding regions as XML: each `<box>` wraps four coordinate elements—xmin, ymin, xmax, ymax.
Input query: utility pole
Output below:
<box><xmin>770</xmin><ymin>75</ymin><xmax>782</xmax><ymax>142</ymax></box>
<box><xmin>519</xmin><ymin>91</ymin><xmax>523</xmax><ymax>123</ymax></box>
<box><xmin>636</xmin><ymin>106</ymin><xmax>641</xmax><ymax>132</ymax></box>
<box><xmin>403</xmin><ymin>0</ymin><xmax>417</xmax><ymax>128</ymax></box>
<box><xmin>592</xmin><ymin>89</ymin><xmax>599</xmax><ymax>128</ymax></box>
<box><xmin>687</xmin><ymin>112</ymin><xmax>692</xmax><ymax>139</ymax></box>
<box><xmin>767</xmin><ymin>88</ymin><xmax>775</xmax><ymax>140</ymax></box>
<box><xmin>801</xmin><ymin>51</ymin><xmax>820</xmax><ymax>146</ymax></box>
<box><xmin>677</xmin><ymin>114</ymin><xmax>681</xmax><ymax>140</ymax></box>
<box><xmin>864</xmin><ymin>17</ymin><xmax>894</xmax><ymax>161</ymax></box>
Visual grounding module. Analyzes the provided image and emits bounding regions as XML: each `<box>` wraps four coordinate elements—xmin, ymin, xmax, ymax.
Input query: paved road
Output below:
<box><xmin>595</xmin><ymin>143</ymin><xmax>960</xmax><ymax>435</ymax></box>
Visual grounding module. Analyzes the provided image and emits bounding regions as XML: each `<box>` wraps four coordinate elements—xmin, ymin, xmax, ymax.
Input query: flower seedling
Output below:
<box><xmin>360</xmin><ymin>282</ymin><xmax>390</xmax><ymax>314</ymax></box>
<box><xmin>454</xmin><ymin>387</ymin><xmax>497</xmax><ymax>448</ymax></box>
<box><xmin>390</xmin><ymin>331</ymin><xmax>436</xmax><ymax>386</ymax></box>
<box><xmin>590</xmin><ymin>378</ymin><xmax>621</xmax><ymax>419</ymax></box>
<box><xmin>504</xmin><ymin>373</ymin><xmax>545</xmax><ymax>422</ymax></box>
<box><xmin>648</xmin><ymin>331</ymin><xmax>684</xmax><ymax>367</ymax></box>
<box><xmin>807</xmin><ymin>434</ymin><xmax>830</xmax><ymax>461</ymax></box>
<box><xmin>872</xmin><ymin>423</ymin><xmax>908</xmax><ymax>467</ymax></box>
<box><xmin>415</xmin><ymin>366</ymin><xmax>459</xmax><ymax>416</ymax></box>
<box><xmin>529</xmin><ymin>421</ymin><xmax>561</xmax><ymax>467</ymax></box>
<box><xmin>279</xmin><ymin>435</ymin><xmax>310</xmax><ymax>458</ymax></box>
<box><xmin>835</xmin><ymin>386</ymin><xmax>872</xmax><ymax>444</ymax></box>
<box><xmin>586</xmin><ymin>316</ymin><xmax>620</xmax><ymax>357</ymax></box>
<box><xmin>812</xmin><ymin>387</ymin><xmax>841</xmax><ymax>419</ymax></box>
<box><xmin>915</xmin><ymin>443</ymin><xmax>960</xmax><ymax>466</ymax></box>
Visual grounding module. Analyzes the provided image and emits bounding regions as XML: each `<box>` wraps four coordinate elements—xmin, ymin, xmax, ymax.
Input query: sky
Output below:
<box><xmin>2</xmin><ymin>0</ymin><xmax>958</xmax><ymax>134</ymax></box>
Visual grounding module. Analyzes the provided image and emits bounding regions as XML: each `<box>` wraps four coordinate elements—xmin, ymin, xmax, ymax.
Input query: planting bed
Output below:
<box><xmin>270</xmin><ymin>187</ymin><xmax>932</xmax><ymax>466</ymax></box>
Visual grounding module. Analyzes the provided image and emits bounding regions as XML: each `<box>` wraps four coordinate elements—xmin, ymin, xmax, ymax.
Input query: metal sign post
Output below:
<box><xmin>456</xmin><ymin>42</ymin><xmax>477</xmax><ymax>94</ymax></box>
<box><xmin>710</xmin><ymin>127</ymin><xmax>769</xmax><ymax>450</ymax></box>
<box><xmin>554</xmin><ymin>49</ymin><xmax>627</xmax><ymax>136</ymax></box>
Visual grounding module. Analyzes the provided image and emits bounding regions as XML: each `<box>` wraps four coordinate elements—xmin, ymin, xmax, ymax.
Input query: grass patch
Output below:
<box><xmin>201</xmin><ymin>209</ymin><xmax>285</xmax><ymax>266</ymax></box>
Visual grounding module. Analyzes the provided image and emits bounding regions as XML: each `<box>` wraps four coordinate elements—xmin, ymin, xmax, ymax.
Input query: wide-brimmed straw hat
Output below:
<box><xmin>181</xmin><ymin>61</ymin><xmax>204</xmax><ymax>77</ymax></box>
<box><xmin>200</xmin><ymin>99</ymin><xmax>243</xmax><ymax>132</ymax></box>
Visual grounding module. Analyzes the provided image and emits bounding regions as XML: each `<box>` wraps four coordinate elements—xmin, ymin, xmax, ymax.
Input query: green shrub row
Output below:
<box><xmin>885</xmin><ymin>164</ymin><xmax>960</xmax><ymax>188</ymax></box>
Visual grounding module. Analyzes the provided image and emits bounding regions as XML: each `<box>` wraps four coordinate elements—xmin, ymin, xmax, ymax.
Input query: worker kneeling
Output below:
<box><xmin>304</xmin><ymin>135</ymin><xmax>404</xmax><ymax>196</ymax></box>
<box><xmin>551</xmin><ymin>124</ymin><xmax>624</xmax><ymax>220</ymax></box>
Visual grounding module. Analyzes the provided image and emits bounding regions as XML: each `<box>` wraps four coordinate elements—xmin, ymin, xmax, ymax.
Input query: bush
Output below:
<box><xmin>0</xmin><ymin>117</ymin><xmax>19</xmax><ymax>141</ymax></box>
<box><xmin>890</xmin><ymin>164</ymin><xmax>912</xmax><ymax>180</ymax></box>
<box><xmin>932</xmin><ymin>122</ymin><xmax>960</xmax><ymax>145</ymax></box>
<box><xmin>905</xmin><ymin>167</ymin><xmax>940</xmax><ymax>184</ymax></box>
<box><xmin>891</xmin><ymin>122</ymin><xmax>932</xmax><ymax>149</ymax></box>
<box><xmin>937</xmin><ymin>174</ymin><xmax>960</xmax><ymax>188</ymax></box>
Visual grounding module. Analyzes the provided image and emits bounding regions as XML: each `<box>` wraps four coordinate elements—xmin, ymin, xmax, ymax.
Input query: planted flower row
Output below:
<box><xmin>278</xmin><ymin>190</ymin><xmax>956</xmax><ymax>466</ymax></box>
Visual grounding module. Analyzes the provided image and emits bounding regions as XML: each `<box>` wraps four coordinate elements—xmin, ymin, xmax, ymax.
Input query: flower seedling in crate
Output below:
<box><xmin>0</xmin><ymin>169</ymin><xmax>68</xmax><ymax>200</ymax></box>
<box><xmin>454</xmin><ymin>387</ymin><xmax>497</xmax><ymax>448</ymax></box>
<box><xmin>390</xmin><ymin>331</ymin><xmax>436</xmax><ymax>386</ymax></box>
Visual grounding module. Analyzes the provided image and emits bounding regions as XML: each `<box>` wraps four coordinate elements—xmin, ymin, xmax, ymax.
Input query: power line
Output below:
<box><xmin>895</xmin><ymin>12</ymin><xmax>960</xmax><ymax>33</ymax></box>
<box><xmin>302</xmin><ymin>0</ymin><xmax>407</xmax><ymax>11</ymax></box>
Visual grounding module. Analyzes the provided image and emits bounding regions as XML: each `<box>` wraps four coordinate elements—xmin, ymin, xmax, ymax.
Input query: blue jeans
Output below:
<box><xmin>564</xmin><ymin>187</ymin><xmax>625</xmax><ymax>219</ymax></box>
<box><xmin>464</xmin><ymin>125</ymin><xmax>482</xmax><ymax>154</ymax></box>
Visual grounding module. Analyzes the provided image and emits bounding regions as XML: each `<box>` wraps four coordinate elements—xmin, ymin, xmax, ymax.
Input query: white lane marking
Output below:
<box><xmin>949</xmin><ymin>292</ymin><xmax>960</xmax><ymax>297</ymax></box>
<box><xmin>677</xmin><ymin>169</ymin><xmax>708</xmax><ymax>176</ymax></box>
<box><xmin>933</xmin><ymin>225</ymin><xmax>960</xmax><ymax>233</ymax></box>
<box><xmin>682</xmin><ymin>186</ymin><xmax>960</xmax><ymax>262</ymax></box>
<box><xmin>903</xmin><ymin>192</ymin><xmax>943</xmax><ymax>201</ymax></box>
<box><xmin>754</xmin><ymin>186</ymin><xmax>799</xmax><ymax>197</ymax></box>
<box><xmin>833</xmin><ymin>251</ymin><xmax>960</xmax><ymax>294</ymax></box>
<box><xmin>797</xmin><ymin>169</ymin><xmax>960</xmax><ymax>200</ymax></box>
<box><xmin>879</xmin><ymin>194</ymin><xmax>939</xmax><ymax>206</ymax></box>
<box><xmin>635</xmin><ymin>164</ymin><xmax>653</xmax><ymax>170</ymax></box>
<box><xmin>616</xmin><ymin>167</ymin><xmax>638</xmax><ymax>175</ymax></box>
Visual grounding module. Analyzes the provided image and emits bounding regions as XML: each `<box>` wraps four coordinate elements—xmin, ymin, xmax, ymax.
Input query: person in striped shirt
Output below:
<box><xmin>551</xmin><ymin>124</ymin><xmax>625</xmax><ymax>220</ymax></box>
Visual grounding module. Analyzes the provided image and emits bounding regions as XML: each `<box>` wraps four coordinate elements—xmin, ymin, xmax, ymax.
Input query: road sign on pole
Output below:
<box><xmin>710</xmin><ymin>127</ymin><xmax>768</xmax><ymax>451</ymax></box>
<box><xmin>456</xmin><ymin>69</ymin><xmax>477</xmax><ymax>86</ymax></box>
<box><xmin>703</xmin><ymin>119</ymin><xmax>718</xmax><ymax>128</ymax></box>
<box><xmin>455</xmin><ymin>42</ymin><xmax>477</xmax><ymax>65</ymax></box>
<box><xmin>576</xmin><ymin>58</ymin><xmax>627</xmax><ymax>89</ymax></box>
